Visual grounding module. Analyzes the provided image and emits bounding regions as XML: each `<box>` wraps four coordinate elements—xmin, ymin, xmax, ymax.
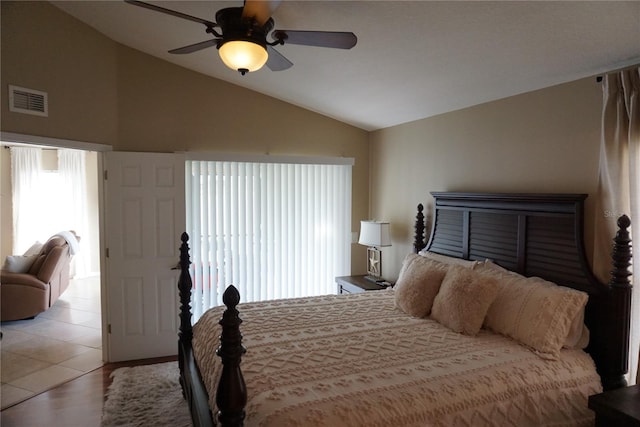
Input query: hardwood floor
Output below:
<box><xmin>0</xmin><ymin>356</ymin><xmax>177</xmax><ymax>427</ymax></box>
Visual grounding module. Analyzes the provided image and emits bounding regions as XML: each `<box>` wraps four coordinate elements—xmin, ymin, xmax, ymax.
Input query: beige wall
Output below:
<box><xmin>1</xmin><ymin>1</ymin><xmax>370</xmax><ymax>273</ymax></box>
<box><xmin>370</xmin><ymin>77</ymin><xmax>603</xmax><ymax>280</ymax></box>
<box><xmin>0</xmin><ymin>2</ymin><xmax>119</xmax><ymax>145</ymax></box>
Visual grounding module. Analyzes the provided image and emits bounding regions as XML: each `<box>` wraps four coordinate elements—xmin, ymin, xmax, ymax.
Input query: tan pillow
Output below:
<box><xmin>482</xmin><ymin>268</ymin><xmax>588</xmax><ymax>359</ymax></box>
<box><xmin>394</xmin><ymin>253</ymin><xmax>448</xmax><ymax>317</ymax></box>
<box><xmin>478</xmin><ymin>260</ymin><xmax>589</xmax><ymax>350</ymax></box>
<box><xmin>431</xmin><ymin>265</ymin><xmax>499</xmax><ymax>335</ymax></box>
<box><xmin>418</xmin><ymin>251</ymin><xmax>481</xmax><ymax>269</ymax></box>
<box><xmin>23</xmin><ymin>241</ymin><xmax>43</xmax><ymax>256</ymax></box>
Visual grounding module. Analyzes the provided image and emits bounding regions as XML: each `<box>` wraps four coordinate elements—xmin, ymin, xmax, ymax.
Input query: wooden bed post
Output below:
<box><xmin>216</xmin><ymin>285</ymin><xmax>247</xmax><ymax>427</ymax></box>
<box><xmin>603</xmin><ymin>214</ymin><xmax>633</xmax><ymax>390</ymax></box>
<box><xmin>178</xmin><ymin>232</ymin><xmax>193</xmax><ymax>395</ymax></box>
<box><xmin>414</xmin><ymin>203</ymin><xmax>425</xmax><ymax>253</ymax></box>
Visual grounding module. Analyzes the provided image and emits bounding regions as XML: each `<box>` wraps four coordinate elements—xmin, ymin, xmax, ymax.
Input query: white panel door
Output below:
<box><xmin>104</xmin><ymin>152</ymin><xmax>185</xmax><ymax>362</ymax></box>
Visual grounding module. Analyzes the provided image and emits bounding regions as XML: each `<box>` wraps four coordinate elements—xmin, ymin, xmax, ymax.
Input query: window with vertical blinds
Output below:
<box><xmin>186</xmin><ymin>156</ymin><xmax>352</xmax><ymax>320</ymax></box>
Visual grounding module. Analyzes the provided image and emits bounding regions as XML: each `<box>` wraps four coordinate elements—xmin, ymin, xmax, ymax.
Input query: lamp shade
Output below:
<box><xmin>218</xmin><ymin>40</ymin><xmax>268</xmax><ymax>73</ymax></box>
<box><xmin>358</xmin><ymin>221</ymin><xmax>391</xmax><ymax>247</ymax></box>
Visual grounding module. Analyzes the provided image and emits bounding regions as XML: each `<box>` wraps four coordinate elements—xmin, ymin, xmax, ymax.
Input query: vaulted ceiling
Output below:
<box><xmin>52</xmin><ymin>1</ymin><xmax>640</xmax><ymax>131</ymax></box>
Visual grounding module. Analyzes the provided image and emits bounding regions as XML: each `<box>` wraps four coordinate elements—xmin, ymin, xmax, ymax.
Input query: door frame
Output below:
<box><xmin>0</xmin><ymin>131</ymin><xmax>113</xmax><ymax>360</ymax></box>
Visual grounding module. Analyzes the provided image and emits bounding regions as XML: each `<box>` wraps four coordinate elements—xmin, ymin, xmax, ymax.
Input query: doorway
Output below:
<box><xmin>0</xmin><ymin>139</ymin><xmax>106</xmax><ymax>409</ymax></box>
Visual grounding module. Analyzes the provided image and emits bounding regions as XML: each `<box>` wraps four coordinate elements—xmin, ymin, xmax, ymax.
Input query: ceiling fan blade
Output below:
<box><xmin>242</xmin><ymin>0</ymin><xmax>281</xmax><ymax>26</ymax></box>
<box><xmin>266</xmin><ymin>45</ymin><xmax>293</xmax><ymax>71</ymax></box>
<box><xmin>169</xmin><ymin>39</ymin><xmax>219</xmax><ymax>55</ymax></box>
<box><xmin>124</xmin><ymin>0</ymin><xmax>218</xmax><ymax>28</ymax></box>
<box><xmin>273</xmin><ymin>30</ymin><xmax>357</xmax><ymax>49</ymax></box>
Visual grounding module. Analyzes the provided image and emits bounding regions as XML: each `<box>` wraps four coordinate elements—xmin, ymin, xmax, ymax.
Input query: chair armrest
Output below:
<box><xmin>0</xmin><ymin>271</ymin><xmax>48</xmax><ymax>290</ymax></box>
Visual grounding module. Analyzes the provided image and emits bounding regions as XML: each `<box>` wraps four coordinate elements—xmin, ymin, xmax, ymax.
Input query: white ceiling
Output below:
<box><xmin>51</xmin><ymin>1</ymin><xmax>640</xmax><ymax>131</ymax></box>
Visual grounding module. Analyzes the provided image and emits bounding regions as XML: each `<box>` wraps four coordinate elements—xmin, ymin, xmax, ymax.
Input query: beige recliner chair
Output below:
<box><xmin>1</xmin><ymin>232</ymin><xmax>79</xmax><ymax>321</ymax></box>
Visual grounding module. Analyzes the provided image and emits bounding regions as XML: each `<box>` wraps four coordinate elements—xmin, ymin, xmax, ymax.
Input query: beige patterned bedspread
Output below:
<box><xmin>192</xmin><ymin>289</ymin><xmax>602</xmax><ymax>426</ymax></box>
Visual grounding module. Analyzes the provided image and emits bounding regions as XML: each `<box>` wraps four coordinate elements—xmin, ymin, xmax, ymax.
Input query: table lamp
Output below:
<box><xmin>358</xmin><ymin>220</ymin><xmax>391</xmax><ymax>282</ymax></box>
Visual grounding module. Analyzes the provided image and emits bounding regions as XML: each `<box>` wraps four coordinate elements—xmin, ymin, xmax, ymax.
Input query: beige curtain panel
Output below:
<box><xmin>593</xmin><ymin>66</ymin><xmax>640</xmax><ymax>384</ymax></box>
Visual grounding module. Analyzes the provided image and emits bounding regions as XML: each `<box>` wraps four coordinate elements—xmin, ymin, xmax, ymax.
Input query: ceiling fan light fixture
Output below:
<box><xmin>218</xmin><ymin>40</ymin><xmax>268</xmax><ymax>75</ymax></box>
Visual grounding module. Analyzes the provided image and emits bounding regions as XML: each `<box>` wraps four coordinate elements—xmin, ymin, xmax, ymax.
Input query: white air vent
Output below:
<box><xmin>9</xmin><ymin>85</ymin><xmax>48</xmax><ymax>117</ymax></box>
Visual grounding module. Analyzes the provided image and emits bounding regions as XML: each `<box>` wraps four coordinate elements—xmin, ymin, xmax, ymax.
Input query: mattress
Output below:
<box><xmin>192</xmin><ymin>289</ymin><xmax>602</xmax><ymax>426</ymax></box>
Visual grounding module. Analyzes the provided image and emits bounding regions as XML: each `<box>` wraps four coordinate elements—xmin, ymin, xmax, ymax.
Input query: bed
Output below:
<box><xmin>176</xmin><ymin>192</ymin><xmax>633</xmax><ymax>427</ymax></box>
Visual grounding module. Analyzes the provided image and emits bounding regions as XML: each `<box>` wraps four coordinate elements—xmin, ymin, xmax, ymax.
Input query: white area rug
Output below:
<box><xmin>101</xmin><ymin>361</ymin><xmax>191</xmax><ymax>427</ymax></box>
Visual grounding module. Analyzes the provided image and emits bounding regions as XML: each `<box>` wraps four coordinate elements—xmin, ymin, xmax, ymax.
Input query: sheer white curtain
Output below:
<box><xmin>593</xmin><ymin>66</ymin><xmax>640</xmax><ymax>385</ymax></box>
<box><xmin>10</xmin><ymin>147</ymin><xmax>91</xmax><ymax>277</ymax></box>
<box><xmin>186</xmin><ymin>157</ymin><xmax>352</xmax><ymax>321</ymax></box>
<box><xmin>10</xmin><ymin>147</ymin><xmax>42</xmax><ymax>254</ymax></box>
<box><xmin>58</xmin><ymin>149</ymin><xmax>89</xmax><ymax>277</ymax></box>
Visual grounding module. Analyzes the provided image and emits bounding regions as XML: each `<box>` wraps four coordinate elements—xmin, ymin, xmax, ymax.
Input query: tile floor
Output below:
<box><xmin>1</xmin><ymin>276</ymin><xmax>103</xmax><ymax>409</ymax></box>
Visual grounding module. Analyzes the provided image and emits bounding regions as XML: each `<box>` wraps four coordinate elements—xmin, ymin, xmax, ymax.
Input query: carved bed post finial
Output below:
<box><xmin>178</xmin><ymin>232</ymin><xmax>193</xmax><ymax>343</ymax></box>
<box><xmin>610</xmin><ymin>215</ymin><xmax>632</xmax><ymax>287</ymax></box>
<box><xmin>414</xmin><ymin>203</ymin><xmax>425</xmax><ymax>253</ymax></box>
<box><xmin>603</xmin><ymin>214</ymin><xmax>633</xmax><ymax>390</ymax></box>
<box><xmin>216</xmin><ymin>285</ymin><xmax>247</xmax><ymax>427</ymax></box>
<box><xmin>177</xmin><ymin>232</ymin><xmax>193</xmax><ymax>396</ymax></box>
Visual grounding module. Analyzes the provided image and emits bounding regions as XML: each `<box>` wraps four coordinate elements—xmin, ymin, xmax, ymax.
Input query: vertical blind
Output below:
<box><xmin>186</xmin><ymin>158</ymin><xmax>352</xmax><ymax>320</ymax></box>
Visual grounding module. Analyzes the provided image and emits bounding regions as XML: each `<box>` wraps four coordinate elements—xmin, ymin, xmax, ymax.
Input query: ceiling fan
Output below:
<box><xmin>124</xmin><ymin>0</ymin><xmax>358</xmax><ymax>75</ymax></box>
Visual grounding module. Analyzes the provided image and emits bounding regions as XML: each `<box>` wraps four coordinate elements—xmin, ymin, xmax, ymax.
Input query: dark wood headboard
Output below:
<box><xmin>413</xmin><ymin>192</ymin><xmax>632</xmax><ymax>391</ymax></box>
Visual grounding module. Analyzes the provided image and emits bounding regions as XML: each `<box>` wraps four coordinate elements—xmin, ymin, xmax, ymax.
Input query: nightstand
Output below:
<box><xmin>336</xmin><ymin>275</ymin><xmax>391</xmax><ymax>294</ymax></box>
<box><xmin>589</xmin><ymin>385</ymin><xmax>640</xmax><ymax>426</ymax></box>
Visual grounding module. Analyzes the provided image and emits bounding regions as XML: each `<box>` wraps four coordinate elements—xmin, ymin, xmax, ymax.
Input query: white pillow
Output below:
<box><xmin>563</xmin><ymin>308</ymin><xmax>590</xmax><ymax>349</ymax></box>
<box><xmin>3</xmin><ymin>255</ymin><xmax>38</xmax><ymax>273</ymax></box>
